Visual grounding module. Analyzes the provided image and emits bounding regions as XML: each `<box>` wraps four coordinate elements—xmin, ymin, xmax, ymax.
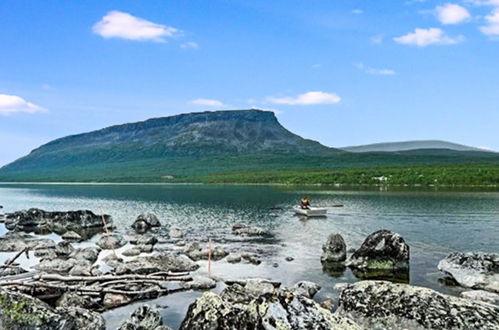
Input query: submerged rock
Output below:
<box><xmin>321</xmin><ymin>233</ymin><xmax>347</xmax><ymax>263</ymax></box>
<box><xmin>118</xmin><ymin>305</ymin><xmax>163</xmax><ymax>330</ymax></box>
<box><xmin>438</xmin><ymin>252</ymin><xmax>499</xmax><ymax>293</ymax></box>
<box><xmin>180</xmin><ymin>281</ymin><xmax>360</xmax><ymax>330</ymax></box>
<box><xmin>181</xmin><ymin>275</ymin><xmax>216</xmax><ymax>290</ymax></box>
<box><xmin>338</xmin><ymin>280</ymin><xmax>499</xmax><ymax>330</ymax></box>
<box><xmin>0</xmin><ymin>288</ymin><xmax>105</xmax><ymax>330</ymax></box>
<box><xmin>169</xmin><ymin>227</ymin><xmax>185</xmax><ymax>238</ymax></box>
<box><xmin>186</xmin><ymin>242</ymin><xmax>228</xmax><ymax>261</ymax></box>
<box><xmin>231</xmin><ymin>223</ymin><xmax>267</xmax><ymax>236</ymax></box>
<box><xmin>346</xmin><ymin>229</ymin><xmax>409</xmax><ymax>279</ymax></box>
<box><xmin>97</xmin><ymin>232</ymin><xmax>127</xmax><ymax>250</ymax></box>
<box><xmin>4</xmin><ymin>208</ymin><xmax>111</xmax><ymax>236</ymax></box>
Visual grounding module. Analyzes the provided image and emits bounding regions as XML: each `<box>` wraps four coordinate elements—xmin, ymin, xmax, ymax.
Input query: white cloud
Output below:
<box><xmin>93</xmin><ymin>11</ymin><xmax>179</xmax><ymax>42</ymax></box>
<box><xmin>352</xmin><ymin>9</ymin><xmax>363</xmax><ymax>14</ymax></box>
<box><xmin>0</xmin><ymin>94</ymin><xmax>47</xmax><ymax>115</ymax></box>
<box><xmin>465</xmin><ymin>0</ymin><xmax>499</xmax><ymax>6</ymax></box>
<box><xmin>355</xmin><ymin>62</ymin><xmax>396</xmax><ymax>75</ymax></box>
<box><xmin>480</xmin><ymin>9</ymin><xmax>499</xmax><ymax>35</ymax></box>
<box><xmin>436</xmin><ymin>4</ymin><xmax>471</xmax><ymax>24</ymax></box>
<box><xmin>180</xmin><ymin>41</ymin><xmax>199</xmax><ymax>49</ymax></box>
<box><xmin>371</xmin><ymin>34</ymin><xmax>384</xmax><ymax>44</ymax></box>
<box><xmin>394</xmin><ymin>28</ymin><xmax>464</xmax><ymax>46</ymax></box>
<box><xmin>267</xmin><ymin>91</ymin><xmax>341</xmax><ymax>105</ymax></box>
<box><xmin>191</xmin><ymin>99</ymin><xmax>225</xmax><ymax>107</ymax></box>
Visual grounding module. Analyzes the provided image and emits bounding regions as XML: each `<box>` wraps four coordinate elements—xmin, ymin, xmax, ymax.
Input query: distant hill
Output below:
<box><xmin>0</xmin><ymin>111</ymin><xmax>497</xmax><ymax>182</ymax></box>
<box><xmin>341</xmin><ymin>140</ymin><xmax>491</xmax><ymax>153</ymax></box>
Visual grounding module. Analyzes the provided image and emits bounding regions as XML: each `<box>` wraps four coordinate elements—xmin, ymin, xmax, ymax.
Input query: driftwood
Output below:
<box><xmin>1</xmin><ymin>247</ymin><xmax>29</xmax><ymax>268</ymax></box>
<box><xmin>1</xmin><ymin>270</ymin><xmax>193</xmax><ymax>311</ymax></box>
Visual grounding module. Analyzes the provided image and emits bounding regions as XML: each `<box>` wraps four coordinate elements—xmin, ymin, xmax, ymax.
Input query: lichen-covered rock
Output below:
<box><xmin>0</xmin><ymin>288</ymin><xmax>105</xmax><ymax>330</ymax></box>
<box><xmin>232</xmin><ymin>223</ymin><xmax>267</xmax><ymax>236</ymax></box>
<box><xmin>56</xmin><ymin>292</ymin><xmax>97</xmax><ymax>309</ymax></box>
<box><xmin>55</xmin><ymin>241</ymin><xmax>75</xmax><ymax>257</ymax></box>
<box><xmin>118</xmin><ymin>305</ymin><xmax>163</xmax><ymax>330</ymax></box>
<box><xmin>123</xmin><ymin>252</ymin><xmax>199</xmax><ymax>274</ymax></box>
<box><xmin>346</xmin><ymin>230</ymin><xmax>409</xmax><ymax>278</ymax></box>
<box><xmin>438</xmin><ymin>252</ymin><xmax>499</xmax><ymax>293</ymax></box>
<box><xmin>97</xmin><ymin>232</ymin><xmax>127</xmax><ymax>250</ymax></box>
<box><xmin>321</xmin><ymin>233</ymin><xmax>347</xmax><ymax>263</ymax></box>
<box><xmin>4</xmin><ymin>208</ymin><xmax>111</xmax><ymax>235</ymax></box>
<box><xmin>338</xmin><ymin>280</ymin><xmax>499</xmax><ymax>330</ymax></box>
<box><xmin>180</xmin><ymin>283</ymin><xmax>360</xmax><ymax>330</ymax></box>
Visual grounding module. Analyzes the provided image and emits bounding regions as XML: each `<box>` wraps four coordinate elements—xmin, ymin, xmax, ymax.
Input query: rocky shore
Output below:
<box><xmin>0</xmin><ymin>208</ymin><xmax>497</xmax><ymax>329</ymax></box>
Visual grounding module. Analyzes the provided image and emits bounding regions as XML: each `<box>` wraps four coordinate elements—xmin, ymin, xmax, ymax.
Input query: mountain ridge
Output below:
<box><xmin>341</xmin><ymin>140</ymin><xmax>491</xmax><ymax>153</ymax></box>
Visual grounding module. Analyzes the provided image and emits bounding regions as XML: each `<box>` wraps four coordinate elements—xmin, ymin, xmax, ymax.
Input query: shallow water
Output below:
<box><xmin>0</xmin><ymin>184</ymin><xmax>498</xmax><ymax>329</ymax></box>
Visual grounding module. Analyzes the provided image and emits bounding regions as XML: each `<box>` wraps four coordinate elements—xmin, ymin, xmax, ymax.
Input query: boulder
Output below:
<box><xmin>62</xmin><ymin>231</ymin><xmax>82</xmax><ymax>242</ymax></box>
<box><xmin>122</xmin><ymin>248</ymin><xmax>141</xmax><ymax>257</ymax></box>
<box><xmin>169</xmin><ymin>227</ymin><xmax>185</xmax><ymax>238</ymax></box>
<box><xmin>241</xmin><ymin>252</ymin><xmax>261</xmax><ymax>265</ymax></box>
<box><xmin>292</xmin><ymin>280</ymin><xmax>321</xmax><ymax>299</ymax></box>
<box><xmin>338</xmin><ymin>280</ymin><xmax>499</xmax><ymax>330</ymax></box>
<box><xmin>131</xmin><ymin>213</ymin><xmax>161</xmax><ymax>233</ymax></box>
<box><xmin>186</xmin><ymin>242</ymin><xmax>228</xmax><ymax>261</ymax></box>
<box><xmin>346</xmin><ymin>229</ymin><xmax>409</xmax><ymax>279</ymax></box>
<box><xmin>180</xmin><ymin>283</ymin><xmax>360</xmax><ymax>330</ymax></box>
<box><xmin>123</xmin><ymin>252</ymin><xmax>199</xmax><ymax>274</ymax></box>
<box><xmin>226</xmin><ymin>253</ymin><xmax>242</xmax><ymax>263</ymax></box>
<box><xmin>0</xmin><ymin>232</ymin><xmax>55</xmax><ymax>252</ymax></box>
<box><xmin>56</xmin><ymin>292</ymin><xmax>97</xmax><ymax>309</ymax></box>
<box><xmin>96</xmin><ymin>233</ymin><xmax>127</xmax><ymax>250</ymax></box>
<box><xmin>460</xmin><ymin>290</ymin><xmax>499</xmax><ymax>304</ymax></box>
<box><xmin>181</xmin><ymin>275</ymin><xmax>216</xmax><ymax>290</ymax></box>
<box><xmin>231</xmin><ymin>223</ymin><xmax>267</xmax><ymax>236</ymax></box>
<box><xmin>0</xmin><ymin>288</ymin><xmax>105</xmax><ymax>330</ymax></box>
<box><xmin>438</xmin><ymin>252</ymin><xmax>499</xmax><ymax>293</ymax></box>
<box><xmin>4</xmin><ymin>208</ymin><xmax>111</xmax><ymax>235</ymax></box>
<box><xmin>55</xmin><ymin>241</ymin><xmax>75</xmax><ymax>257</ymax></box>
<box><xmin>118</xmin><ymin>305</ymin><xmax>163</xmax><ymax>330</ymax></box>
<box><xmin>129</xmin><ymin>235</ymin><xmax>158</xmax><ymax>246</ymax></box>
<box><xmin>321</xmin><ymin>233</ymin><xmax>347</xmax><ymax>263</ymax></box>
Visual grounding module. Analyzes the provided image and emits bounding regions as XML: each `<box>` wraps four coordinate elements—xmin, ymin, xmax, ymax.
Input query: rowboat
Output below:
<box><xmin>293</xmin><ymin>206</ymin><xmax>327</xmax><ymax>217</ymax></box>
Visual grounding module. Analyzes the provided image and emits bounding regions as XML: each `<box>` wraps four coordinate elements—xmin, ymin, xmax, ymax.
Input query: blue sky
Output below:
<box><xmin>1</xmin><ymin>0</ymin><xmax>499</xmax><ymax>166</ymax></box>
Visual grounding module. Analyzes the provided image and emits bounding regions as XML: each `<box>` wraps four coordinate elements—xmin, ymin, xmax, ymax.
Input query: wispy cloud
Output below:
<box><xmin>0</xmin><ymin>94</ymin><xmax>47</xmax><ymax>115</ymax></box>
<box><xmin>191</xmin><ymin>99</ymin><xmax>225</xmax><ymax>107</ymax></box>
<box><xmin>267</xmin><ymin>91</ymin><xmax>341</xmax><ymax>105</ymax></box>
<box><xmin>480</xmin><ymin>9</ymin><xmax>499</xmax><ymax>35</ymax></box>
<box><xmin>435</xmin><ymin>3</ymin><xmax>471</xmax><ymax>24</ymax></box>
<box><xmin>352</xmin><ymin>9</ymin><xmax>363</xmax><ymax>14</ymax></box>
<box><xmin>180</xmin><ymin>41</ymin><xmax>199</xmax><ymax>49</ymax></box>
<box><xmin>93</xmin><ymin>11</ymin><xmax>179</xmax><ymax>42</ymax></box>
<box><xmin>394</xmin><ymin>27</ymin><xmax>464</xmax><ymax>46</ymax></box>
<box><xmin>355</xmin><ymin>62</ymin><xmax>396</xmax><ymax>75</ymax></box>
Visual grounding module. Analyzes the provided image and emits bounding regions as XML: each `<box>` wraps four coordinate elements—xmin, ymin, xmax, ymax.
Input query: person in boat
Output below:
<box><xmin>300</xmin><ymin>196</ymin><xmax>311</xmax><ymax>209</ymax></box>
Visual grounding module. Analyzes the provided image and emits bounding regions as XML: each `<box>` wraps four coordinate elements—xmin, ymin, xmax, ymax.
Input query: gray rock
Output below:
<box><xmin>124</xmin><ymin>252</ymin><xmax>199</xmax><ymax>274</ymax></box>
<box><xmin>103</xmin><ymin>293</ymin><xmax>132</xmax><ymax>309</ymax></box>
<box><xmin>0</xmin><ymin>266</ymin><xmax>27</xmax><ymax>277</ymax></box>
<box><xmin>62</xmin><ymin>230</ymin><xmax>82</xmax><ymax>241</ymax></box>
<box><xmin>346</xmin><ymin>229</ymin><xmax>410</xmax><ymax>276</ymax></box>
<box><xmin>241</xmin><ymin>252</ymin><xmax>261</xmax><ymax>265</ymax></box>
<box><xmin>285</xmin><ymin>256</ymin><xmax>294</xmax><ymax>262</ymax></box>
<box><xmin>186</xmin><ymin>242</ymin><xmax>228</xmax><ymax>261</ymax></box>
<box><xmin>56</xmin><ymin>292</ymin><xmax>96</xmax><ymax>309</ymax></box>
<box><xmin>97</xmin><ymin>232</ymin><xmax>127</xmax><ymax>249</ymax></box>
<box><xmin>55</xmin><ymin>241</ymin><xmax>75</xmax><ymax>257</ymax></box>
<box><xmin>231</xmin><ymin>223</ymin><xmax>267</xmax><ymax>236</ymax></box>
<box><xmin>132</xmin><ymin>213</ymin><xmax>161</xmax><ymax>233</ymax></box>
<box><xmin>5</xmin><ymin>208</ymin><xmax>111</xmax><ymax>235</ymax></box>
<box><xmin>169</xmin><ymin>227</ymin><xmax>185</xmax><ymax>238</ymax></box>
<box><xmin>69</xmin><ymin>263</ymin><xmax>93</xmax><ymax>276</ymax></box>
<box><xmin>69</xmin><ymin>246</ymin><xmax>101</xmax><ymax>263</ymax></box>
<box><xmin>292</xmin><ymin>280</ymin><xmax>321</xmax><ymax>298</ymax></box>
<box><xmin>338</xmin><ymin>280</ymin><xmax>499</xmax><ymax>330</ymax></box>
<box><xmin>122</xmin><ymin>248</ymin><xmax>141</xmax><ymax>257</ymax></box>
<box><xmin>0</xmin><ymin>232</ymin><xmax>55</xmax><ymax>252</ymax></box>
<box><xmin>321</xmin><ymin>233</ymin><xmax>347</xmax><ymax>263</ymax></box>
<box><xmin>129</xmin><ymin>235</ymin><xmax>158</xmax><ymax>246</ymax></box>
<box><xmin>180</xmin><ymin>285</ymin><xmax>360</xmax><ymax>330</ymax></box>
<box><xmin>460</xmin><ymin>290</ymin><xmax>499</xmax><ymax>304</ymax></box>
<box><xmin>138</xmin><ymin>244</ymin><xmax>153</xmax><ymax>253</ymax></box>
<box><xmin>118</xmin><ymin>305</ymin><xmax>163</xmax><ymax>330</ymax></box>
<box><xmin>0</xmin><ymin>288</ymin><xmax>105</xmax><ymax>330</ymax></box>
<box><xmin>226</xmin><ymin>253</ymin><xmax>242</xmax><ymax>263</ymax></box>
<box><xmin>181</xmin><ymin>275</ymin><xmax>216</xmax><ymax>290</ymax></box>
<box><xmin>36</xmin><ymin>258</ymin><xmax>77</xmax><ymax>273</ymax></box>
<box><xmin>438</xmin><ymin>252</ymin><xmax>499</xmax><ymax>293</ymax></box>
<box><xmin>333</xmin><ymin>282</ymin><xmax>350</xmax><ymax>292</ymax></box>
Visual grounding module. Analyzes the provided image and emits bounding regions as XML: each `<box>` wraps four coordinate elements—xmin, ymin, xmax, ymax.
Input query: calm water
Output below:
<box><xmin>1</xmin><ymin>184</ymin><xmax>498</xmax><ymax>329</ymax></box>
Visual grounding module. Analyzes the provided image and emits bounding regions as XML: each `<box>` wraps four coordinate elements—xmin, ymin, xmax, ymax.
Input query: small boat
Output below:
<box><xmin>293</xmin><ymin>206</ymin><xmax>327</xmax><ymax>217</ymax></box>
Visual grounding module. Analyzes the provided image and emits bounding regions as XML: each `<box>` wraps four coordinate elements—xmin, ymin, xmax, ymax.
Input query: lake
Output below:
<box><xmin>0</xmin><ymin>183</ymin><xmax>498</xmax><ymax>329</ymax></box>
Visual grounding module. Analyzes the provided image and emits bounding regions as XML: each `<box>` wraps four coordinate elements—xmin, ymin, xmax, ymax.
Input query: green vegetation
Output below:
<box><xmin>188</xmin><ymin>163</ymin><xmax>499</xmax><ymax>186</ymax></box>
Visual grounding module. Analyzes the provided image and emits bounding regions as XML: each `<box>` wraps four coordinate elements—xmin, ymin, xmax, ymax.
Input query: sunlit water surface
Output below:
<box><xmin>0</xmin><ymin>184</ymin><xmax>498</xmax><ymax>329</ymax></box>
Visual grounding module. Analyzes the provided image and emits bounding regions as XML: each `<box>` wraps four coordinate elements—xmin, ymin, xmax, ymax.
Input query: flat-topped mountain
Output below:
<box><xmin>342</xmin><ymin>140</ymin><xmax>489</xmax><ymax>153</ymax></box>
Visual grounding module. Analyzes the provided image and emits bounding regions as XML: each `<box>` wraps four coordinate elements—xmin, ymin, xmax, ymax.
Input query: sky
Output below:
<box><xmin>1</xmin><ymin>0</ymin><xmax>499</xmax><ymax>166</ymax></box>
